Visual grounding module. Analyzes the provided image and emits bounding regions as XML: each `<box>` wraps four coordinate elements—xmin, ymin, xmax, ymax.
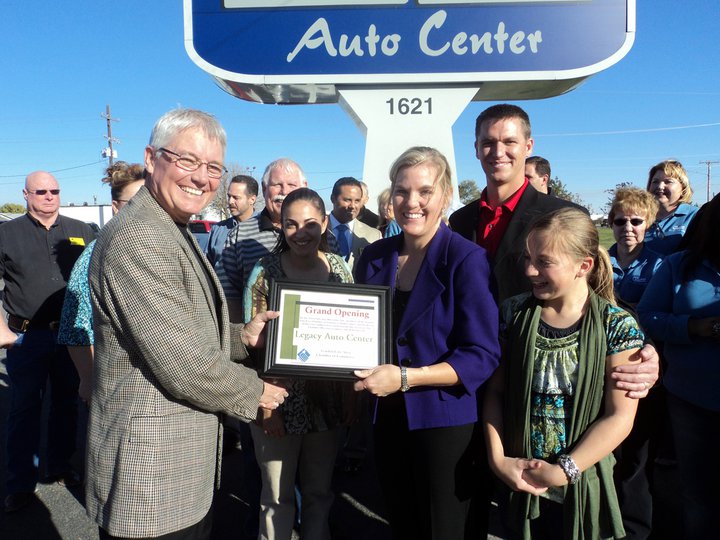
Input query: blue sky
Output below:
<box><xmin>1</xmin><ymin>0</ymin><xmax>719</xmax><ymax>213</ymax></box>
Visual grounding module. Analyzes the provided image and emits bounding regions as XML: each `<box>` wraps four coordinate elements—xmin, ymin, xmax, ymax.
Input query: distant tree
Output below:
<box><xmin>205</xmin><ymin>163</ymin><xmax>258</xmax><ymax>219</ymax></box>
<box><xmin>548</xmin><ymin>176</ymin><xmax>585</xmax><ymax>207</ymax></box>
<box><xmin>603</xmin><ymin>181</ymin><xmax>637</xmax><ymax>214</ymax></box>
<box><xmin>0</xmin><ymin>203</ymin><xmax>25</xmax><ymax>214</ymax></box>
<box><xmin>458</xmin><ymin>179</ymin><xmax>481</xmax><ymax>204</ymax></box>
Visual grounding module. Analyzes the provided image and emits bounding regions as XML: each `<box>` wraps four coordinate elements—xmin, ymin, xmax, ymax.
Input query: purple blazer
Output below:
<box><xmin>355</xmin><ymin>222</ymin><xmax>500</xmax><ymax>430</ymax></box>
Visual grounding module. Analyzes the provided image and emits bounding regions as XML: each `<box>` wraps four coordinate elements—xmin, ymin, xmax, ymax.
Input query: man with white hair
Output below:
<box><xmin>218</xmin><ymin>158</ymin><xmax>308</xmax><ymax>321</ymax></box>
<box><xmin>85</xmin><ymin>108</ymin><xmax>286</xmax><ymax>539</ymax></box>
<box><xmin>357</xmin><ymin>180</ymin><xmax>380</xmax><ymax>228</ymax></box>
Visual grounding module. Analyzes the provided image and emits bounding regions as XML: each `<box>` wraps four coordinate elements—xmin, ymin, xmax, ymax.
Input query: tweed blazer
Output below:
<box><xmin>354</xmin><ymin>223</ymin><xmax>500</xmax><ymax>430</ymax></box>
<box><xmin>449</xmin><ymin>185</ymin><xmax>586</xmax><ymax>303</ymax></box>
<box><xmin>86</xmin><ymin>187</ymin><xmax>264</xmax><ymax>537</ymax></box>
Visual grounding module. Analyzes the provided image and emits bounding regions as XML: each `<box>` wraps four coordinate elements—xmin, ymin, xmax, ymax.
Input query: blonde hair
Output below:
<box><xmin>389</xmin><ymin>146</ymin><xmax>453</xmax><ymax>210</ymax></box>
<box><xmin>646</xmin><ymin>160</ymin><xmax>693</xmax><ymax>205</ymax></box>
<box><xmin>377</xmin><ymin>187</ymin><xmax>392</xmax><ymax>228</ymax></box>
<box><xmin>527</xmin><ymin>208</ymin><xmax>615</xmax><ymax>303</ymax></box>
<box><xmin>609</xmin><ymin>187</ymin><xmax>660</xmax><ymax>225</ymax></box>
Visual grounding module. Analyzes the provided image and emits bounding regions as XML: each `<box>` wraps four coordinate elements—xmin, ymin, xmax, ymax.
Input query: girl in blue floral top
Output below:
<box><xmin>484</xmin><ymin>208</ymin><xmax>644</xmax><ymax>539</ymax></box>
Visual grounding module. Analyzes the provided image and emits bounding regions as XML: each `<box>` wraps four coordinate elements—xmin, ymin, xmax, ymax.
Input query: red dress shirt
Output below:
<box><xmin>476</xmin><ymin>179</ymin><xmax>530</xmax><ymax>260</ymax></box>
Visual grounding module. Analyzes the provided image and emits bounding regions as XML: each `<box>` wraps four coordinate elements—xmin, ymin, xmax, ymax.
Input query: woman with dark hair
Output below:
<box><xmin>353</xmin><ymin>146</ymin><xmax>500</xmax><ymax>540</ymax></box>
<box><xmin>244</xmin><ymin>187</ymin><xmax>353</xmax><ymax>540</ymax></box>
<box><xmin>644</xmin><ymin>160</ymin><xmax>698</xmax><ymax>255</ymax></box>
<box><xmin>637</xmin><ymin>193</ymin><xmax>720</xmax><ymax>538</ymax></box>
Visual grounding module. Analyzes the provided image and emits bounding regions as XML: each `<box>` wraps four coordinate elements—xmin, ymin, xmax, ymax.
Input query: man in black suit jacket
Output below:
<box><xmin>449</xmin><ymin>104</ymin><xmax>584</xmax><ymax>303</ymax></box>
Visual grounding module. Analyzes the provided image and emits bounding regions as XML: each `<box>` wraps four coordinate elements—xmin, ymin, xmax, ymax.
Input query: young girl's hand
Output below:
<box><xmin>259</xmin><ymin>409</ymin><xmax>286</xmax><ymax>438</ymax></box>
<box><xmin>494</xmin><ymin>457</ymin><xmax>549</xmax><ymax>495</ymax></box>
<box><xmin>523</xmin><ymin>461</ymin><xmax>568</xmax><ymax>489</ymax></box>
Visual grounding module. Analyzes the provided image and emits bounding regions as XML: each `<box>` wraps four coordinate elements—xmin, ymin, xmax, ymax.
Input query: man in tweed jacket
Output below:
<box><xmin>86</xmin><ymin>109</ymin><xmax>287</xmax><ymax>539</ymax></box>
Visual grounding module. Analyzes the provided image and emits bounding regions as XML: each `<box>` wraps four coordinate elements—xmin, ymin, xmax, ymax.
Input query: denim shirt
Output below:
<box><xmin>205</xmin><ymin>216</ymin><xmax>237</xmax><ymax>268</ymax></box>
<box><xmin>644</xmin><ymin>203</ymin><xmax>698</xmax><ymax>255</ymax></box>
<box><xmin>609</xmin><ymin>244</ymin><xmax>663</xmax><ymax>305</ymax></box>
<box><xmin>637</xmin><ymin>252</ymin><xmax>720</xmax><ymax>411</ymax></box>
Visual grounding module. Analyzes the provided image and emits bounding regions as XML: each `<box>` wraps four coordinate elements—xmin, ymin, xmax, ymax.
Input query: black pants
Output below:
<box><xmin>373</xmin><ymin>393</ymin><xmax>487</xmax><ymax>540</ymax></box>
<box><xmin>613</xmin><ymin>387</ymin><xmax>667</xmax><ymax>540</ymax></box>
<box><xmin>666</xmin><ymin>393</ymin><xmax>720</xmax><ymax>539</ymax></box>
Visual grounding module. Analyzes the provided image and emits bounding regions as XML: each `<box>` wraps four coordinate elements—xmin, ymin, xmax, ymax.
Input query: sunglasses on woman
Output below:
<box><xmin>612</xmin><ymin>217</ymin><xmax>645</xmax><ymax>227</ymax></box>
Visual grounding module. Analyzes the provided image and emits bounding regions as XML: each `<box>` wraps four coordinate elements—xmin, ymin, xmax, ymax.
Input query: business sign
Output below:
<box><xmin>184</xmin><ymin>0</ymin><xmax>635</xmax><ymax>103</ymax></box>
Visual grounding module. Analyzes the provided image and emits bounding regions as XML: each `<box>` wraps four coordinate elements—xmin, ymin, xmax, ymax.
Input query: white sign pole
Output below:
<box><xmin>338</xmin><ymin>86</ymin><xmax>480</xmax><ymax>212</ymax></box>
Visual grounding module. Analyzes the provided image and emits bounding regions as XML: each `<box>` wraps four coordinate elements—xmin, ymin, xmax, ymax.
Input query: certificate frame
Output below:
<box><xmin>263</xmin><ymin>279</ymin><xmax>392</xmax><ymax>380</ymax></box>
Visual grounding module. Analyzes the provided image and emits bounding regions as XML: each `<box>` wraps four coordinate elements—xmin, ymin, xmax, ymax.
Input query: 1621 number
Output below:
<box><xmin>386</xmin><ymin>97</ymin><xmax>433</xmax><ymax>115</ymax></box>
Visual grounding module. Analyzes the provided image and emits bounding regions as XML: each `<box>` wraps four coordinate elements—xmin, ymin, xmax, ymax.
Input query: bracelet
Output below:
<box><xmin>400</xmin><ymin>366</ymin><xmax>410</xmax><ymax>392</ymax></box>
<box><xmin>557</xmin><ymin>454</ymin><xmax>581</xmax><ymax>485</ymax></box>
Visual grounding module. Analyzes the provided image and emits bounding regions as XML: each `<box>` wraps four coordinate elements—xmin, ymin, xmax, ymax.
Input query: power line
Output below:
<box><xmin>538</xmin><ymin>122</ymin><xmax>720</xmax><ymax>137</ymax></box>
<box><xmin>0</xmin><ymin>160</ymin><xmax>105</xmax><ymax>180</ymax></box>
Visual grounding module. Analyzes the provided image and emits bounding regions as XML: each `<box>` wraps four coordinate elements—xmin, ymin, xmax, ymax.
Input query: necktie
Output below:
<box><xmin>337</xmin><ymin>223</ymin><xmax>350</xmax><ymax>259</ymax></box>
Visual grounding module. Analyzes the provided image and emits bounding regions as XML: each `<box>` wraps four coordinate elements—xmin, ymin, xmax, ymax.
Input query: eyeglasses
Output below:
<box><xmin>612</xmin><ymin>218</ymin><xmax>645</xmax><ymax>227</ymax></box>
<box><xmin>27</xmin><ymin>189</ymin><xmax>60</xmax><ymax>196</ymax></box>
<box><xmin>157</xmin><ymin>147</ymin><xmax>227</xmax><ymax>179</ymax></box>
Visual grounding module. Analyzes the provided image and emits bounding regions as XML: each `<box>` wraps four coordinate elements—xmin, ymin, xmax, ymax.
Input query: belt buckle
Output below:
<box><xmin>8</xmin><ymin>315</ymin><xmax>30</xmax><ymax>333</ymax></box>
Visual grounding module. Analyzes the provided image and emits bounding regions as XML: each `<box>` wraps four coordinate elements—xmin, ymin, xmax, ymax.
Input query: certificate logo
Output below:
<box><xmin>297</xmin><ymin>349</ymin><xmax>312</xmax><ymax>362</ymax></box>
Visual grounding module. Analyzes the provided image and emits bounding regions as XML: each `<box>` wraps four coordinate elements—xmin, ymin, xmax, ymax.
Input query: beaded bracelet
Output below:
<box><xmin>557</xmin><ymin>454</ymin><xmax>581</xmax><ymax>485</ymax></box>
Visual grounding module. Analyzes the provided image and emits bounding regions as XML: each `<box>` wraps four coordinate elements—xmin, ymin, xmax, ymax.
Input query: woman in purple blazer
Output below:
<box><xmin>353</xmin><ymin>147</ymin><xmax>501</xmax><ymax>540</ymax></box>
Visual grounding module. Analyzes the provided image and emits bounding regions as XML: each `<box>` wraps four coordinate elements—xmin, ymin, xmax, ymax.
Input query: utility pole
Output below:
<box><xmin>699</xmin><ymin>160</ymin><xmax>719</xmax><ymax>203</ymax></box>
<box><xmin>101</xmin><ymin>104</ymin><xmax>119</xmax><ymax>167</ymax></box>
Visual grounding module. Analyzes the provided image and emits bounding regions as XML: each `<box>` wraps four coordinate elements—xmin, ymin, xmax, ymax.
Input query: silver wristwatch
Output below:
<box><xmin>400</xmin><ymin>366</ymin><xmax>410</xmax><ymax>392</ymax></box>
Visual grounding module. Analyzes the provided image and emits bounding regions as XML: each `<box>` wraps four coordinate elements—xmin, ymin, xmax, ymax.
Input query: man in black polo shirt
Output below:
<box><xmin>0</xmin><ymin>171</ymin><xmax>95</xmax><ymax>512</ymax></box>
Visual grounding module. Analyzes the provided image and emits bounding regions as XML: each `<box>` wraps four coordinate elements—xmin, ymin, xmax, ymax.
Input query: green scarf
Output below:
<box><xmin>502</xmin><ymin>292</ymin><xmax>625</xmax><ymax>540</ymax></box>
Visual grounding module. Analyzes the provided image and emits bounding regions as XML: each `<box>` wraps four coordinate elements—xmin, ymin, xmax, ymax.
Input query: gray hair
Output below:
<box><xmin>148</xmin><ymin>108</ymin><xmax>227</xmax><ymax>154</ymax></box>
<box><xmin>261</xmin><ymin>158</ymin><xmax>306</xmax><ymax>189</ymax></box>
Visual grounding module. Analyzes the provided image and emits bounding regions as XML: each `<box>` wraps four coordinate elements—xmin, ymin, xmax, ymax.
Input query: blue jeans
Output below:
<box><xmin>666</xmin><ymin>392</ymin><xmax>720</xmax><ymax>539</ymax></box>
<box><xmin>5</xmin><ymin>328</ymin><xmax>79</xmax><ymax>493</ymax></box>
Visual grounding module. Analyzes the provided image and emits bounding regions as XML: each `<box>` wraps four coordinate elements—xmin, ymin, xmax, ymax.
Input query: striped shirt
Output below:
<box><xmin>216</xmin><ymin>209</ymin><xmax>279</xmax><ymax>301</ymax></box>
<box><xmin>217</xmin><ymin>208</ymin><xmax>340</xmax><ymax>302</ymax></box>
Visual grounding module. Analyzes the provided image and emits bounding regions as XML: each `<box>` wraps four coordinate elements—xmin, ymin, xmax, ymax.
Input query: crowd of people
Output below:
<box><xmin>0</xmin><ymin>102</ymin><xmax>716</xmax><ymax>540</ymax></box>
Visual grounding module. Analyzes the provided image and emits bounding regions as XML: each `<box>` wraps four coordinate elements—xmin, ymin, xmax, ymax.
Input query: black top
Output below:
<box><xmin>449</xmin><ymin>186</ymin><xmax>586</xmax><ymax>303</ymax></box>
<box><xmin>0</xmin><ymin>213</ymin><xmax>95</xmax><ymax>322</ymax></box>
<box><xmin>357</xmin><ymin>207</ymin><xmax>380</xmax><ymax>229</ymax></box>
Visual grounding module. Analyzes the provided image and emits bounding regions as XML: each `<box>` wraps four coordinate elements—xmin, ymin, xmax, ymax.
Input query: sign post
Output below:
<box><xmin>338</xmin><ymin>85</ymin><xmax>479</xmax><ymax>202</ymax></box>
<box><xmin>184</xmin><ymin>0</ymin><xmax>635</xmax><ymax>203</ymax></box>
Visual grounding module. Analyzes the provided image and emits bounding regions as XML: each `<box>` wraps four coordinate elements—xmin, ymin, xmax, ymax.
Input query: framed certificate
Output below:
<box><xmin>264</xmin><ymin>279</ymin><xmax>392</xmax><ymax>380</ymax></box>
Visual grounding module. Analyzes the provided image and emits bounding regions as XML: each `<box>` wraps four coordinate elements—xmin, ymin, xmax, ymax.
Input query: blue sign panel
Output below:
<box><xmin>184</xmin><ymin>0</ymin><xmax>635</xmax><ymax>103</ymax></box>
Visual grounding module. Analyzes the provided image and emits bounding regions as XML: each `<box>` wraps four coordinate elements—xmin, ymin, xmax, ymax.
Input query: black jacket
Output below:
<box><xmin>449</xmin><ymin>185</ymin><xmax>586</xmax><ymax>303</ymax></box>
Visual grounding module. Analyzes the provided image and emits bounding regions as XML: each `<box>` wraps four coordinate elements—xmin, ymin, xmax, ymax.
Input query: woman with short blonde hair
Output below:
<box><xmin>608</xmin><ymin>187</ymin><xmax>663</xmax><ymax>306</ymax></box>
<box><xmin>644</xmin><ymin>160</ymin><xmax>698</xmax><ymax>254</ymax></box>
